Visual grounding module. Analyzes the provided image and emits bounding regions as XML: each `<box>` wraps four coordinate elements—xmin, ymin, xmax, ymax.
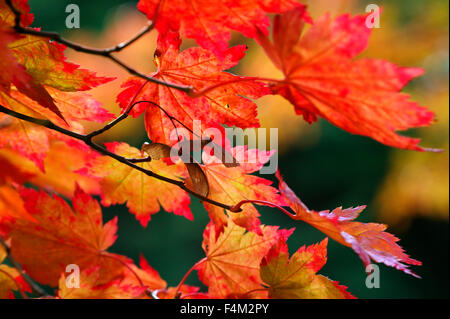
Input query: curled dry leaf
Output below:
<box><xmin>142</xmin><ymin>141</ymin><xmax>210</xmax><ymax>197</ymax></box>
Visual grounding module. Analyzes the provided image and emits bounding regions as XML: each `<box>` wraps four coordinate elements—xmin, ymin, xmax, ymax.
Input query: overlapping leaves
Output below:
<box><xmin>0</xmin><ymin>0</ymin><xmax>433</xmax><ymax>300</ymax></box>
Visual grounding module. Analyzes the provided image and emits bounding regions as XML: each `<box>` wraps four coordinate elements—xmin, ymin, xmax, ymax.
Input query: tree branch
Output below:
<box><xmin>5</xmin><ymin>0</ymin><xmax>193</xmax><ymax>94</ymax></box>
<box><xmin>0</xmin><ymin>236</ymin><xmax>48</xmax><ymax>297</ymax></box>
<box><xmin>0</xmin><ymin>104</ymin><xmax>240</xmax><ymax>212</ymax></box>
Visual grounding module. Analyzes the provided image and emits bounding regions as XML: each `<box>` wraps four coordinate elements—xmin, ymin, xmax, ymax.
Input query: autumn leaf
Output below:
<box><xmin>0</xmin><ymin>258</ymin><xmax>30</xmax><ymax>299</ymax></box>
<box><xmin>121</xmin><ymin>254</ymin><xmax>167</xmax><ymax>291</ymax></box>
<box><xmin>0</xmin><ymin>185</ymin><xmax>35</xmax><ymax>222</ymax></box>
<box><xmin>257</xmin><ymin>7</ymin><xmax>435</xmax><ymax>151</ymax></box>
<box><xmin>0</xmin><ymin>0</ymin><xmax>113</xmax><ymax>122</ymax></box>
<box><xmin>276</xmin><ymin>171</ymin><xmax>422</xmax><ymax>277</ymax></box>
<box><xmin>0</xmin><ymin>244</ymin><xmax>21</xmax><ymax>299</ymax></box>
<box><xmin>83</xmin><ymin>142</ymin><xmax>192</xmax><ymax>227</ymax></box>
<box><xmin>142</xmin><ymin>142</ymin><xmax>210</xmax><ymax>197</ymax></box>
<box><xmin>5</xmin><ymin>185</ymin><xmax>128</xmax><ymax>286</ymax></box>
<box><xmin>58</xmin><ymin>266</ymin><xmax>147</xmax><ymax>299</ymax></box>
<box><xmin>261</xmin><ymin>236</ymin><xmax>354</xmax><ymax>299</ymax></box>
<box><xmin>2</xmin><ymin>138</ymin><xmax>101</xmax><ymax>198</ymax></box>
<box><xmin>0</xmin><ymin>85</ymin><xmax>113</xmax><ymax>170</ymax></box>
<box><xmin>195</xmin><ymin>218</ymin><xmax>284</xmax><ymax>298</ymax></box>
<box><xmin>137</xmin><ymin>0</ymin><xmax>303</xmax><ymax>57</ymax></box>
<box><xmin>1</xmin><ymin>239</ymin><xmax>31</xmax><ymax>299</ymax></box>
<box><xmin>0</xmin><ymin>113</ymin><xmax>50</xmax><ymax>171</ymax></box>
<box><xmin>0</xmin><ymin>16</ymin><xmax>62</xmax><ymax>119</ymax></box>
<box><xmin>202</xmin><ymin>145</ymin><xmax>285</xmax><ymax>234</ymax></box>
<box><xmin>117</xmin><ymin>32</ymin><xmax>268</xmax><ymax>146</ymax></box>
<box><xmin>8</xmin><ymin>33</ymin><xmax>114</xmax><ymax>93</ymax></box>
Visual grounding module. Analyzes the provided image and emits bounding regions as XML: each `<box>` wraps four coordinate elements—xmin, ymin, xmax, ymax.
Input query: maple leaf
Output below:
<box><xmin>0</xmin><ymin>20</ymin><xmax>62</xmax><ymax>119</ymax></box>
<box><xmin>195</xmin><ymin>218</ymin><xmax>283</xmax><ymax>298</ymax></box>
<box><xmin>0</xmin><ymin>113</ymin><xmax>50</xmax><ymax>171</ymax></box>
<box><xmin>58</xmin><ymin>266</ymin><xmax>147</xmax><ymax>299</ymax></box>
<box><xmin>5</xmin><ymin>185</ymin><xmax>129</xmax><ymax>286</ymax></box>
<box><xmin>0</xmin><ymin>83</ymin><xmax>110</xmax><ymax>175</ymax></box>
<box><xmin>117</xmin><ymin>32</ymin><xmax>268</xmax><ymax>146</ymax></box>
<box><xmin>1</xmin><ymin>238</ymin><xmax>31</xmax><ymax>299</ymax></box>
<box><xmin>0</xmin><ymin>138</ymin><xmax>101</xmax><ymax>198</ymax></box>
<box><xmin>261</xmin><ymin>235</ymin><xmax>355</xmax><ymax>299</ymax></box>
<box><xmin>0</xmin><ymin>244</ymin><xmax>21</xmax><ymax>299</ymax></box>
<box><xmin>0</xmin><ymin>155</ymin><xmax>36</xmax><ymax>223</ymax></box>
<box><xmin>202</xmin><ymin>145</ymin><xmax>285</xmax><ymax>234</ymax></box>
<box><xmin>0</xmin><ymin>263</ymin><xmax>31</xmax><ymax>299</ymax></box>
<box><xmin>276</xmin><ymin>171</ymin><xmax>422</xmax><ymax>277</ymax></box>
<box><xmin>257</xmin><ymin>7</ymin><xmax>435</xmax><ymax>151</ymax></box>
<box><xmin>0</xmin><ymin>84</ymin><xmax>113</xmax><ymax>170</ymax></box>
<box><xmin>8</xmin><ymin>33</ymin><xmax>114</xmax><ymax>92</ymax></box>
<box><xmin>6</xmin><ymin>86</ymin><xmax>115</xmax><ymax>125</ymax></box>
<box><xmin>83</xmin><ymin>142</ymin><xmax>192</xmax><ymax>227</ymax></box>
<box><xmin>0</xmin><ymin>185</ymin><xmax>35</xmax><ymax>222</ymax></box>
<box><xmin>0</xmin><ymin>0</ymin><xmax>113</xmax><ymax>121</ymax></box>
<box><xmin>121</xmin><ymin>254</ymin><xmax>167</xmax><ymax>291</ymax></box>
<box><xmin>137</xmin><ymin>0</ymin><xmax>303</xmax><ymax>57</ymax></box>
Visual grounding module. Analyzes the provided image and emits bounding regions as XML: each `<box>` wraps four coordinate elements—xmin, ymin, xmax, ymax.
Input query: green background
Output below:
<box><xmin>27</xmin><ymin>0</ymin><xmax>449</xmax><ymax>299</ymax></box>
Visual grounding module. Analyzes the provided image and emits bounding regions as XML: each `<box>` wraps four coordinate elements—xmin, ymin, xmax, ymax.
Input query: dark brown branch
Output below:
<box><xmin>5</xmin><ymin>0</ymin><xmax>193</xmax><ymax>94</ymax></box>
<box><xmin>0</xmin><ymin>236</ymin><xmax>48</xmax><ymax>297</ymax></box>
<box><xmin>128</xmin><ymin>157</ymin><xmax>152</xmax><ymax>163</ymax></box>
<box><xmin>0</xmin><ymin>104</ymin><xmax>240</xmax><ymax>212</ymax></box>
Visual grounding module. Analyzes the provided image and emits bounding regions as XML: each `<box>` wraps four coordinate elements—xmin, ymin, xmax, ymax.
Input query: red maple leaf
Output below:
<box><xmin>117</xmin><ymin>32</ymin><xmax>268</xmax><ymax>146</ymax></box>
<box><xmin>257</xmin><ymin>7</ymin><xmax>435</xmax><ymax>151</ymax></box>
<box><xmin>137</xmin><ymin>0</ymin><xmax>303</xmax><ymax>57</ymax></box>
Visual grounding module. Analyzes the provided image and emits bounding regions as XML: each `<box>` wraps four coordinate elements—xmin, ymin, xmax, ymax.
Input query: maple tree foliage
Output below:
<box><xmin>0</xmin><ymin>0</ymin><xmax>438</xmax><ymax>299</ymax></box>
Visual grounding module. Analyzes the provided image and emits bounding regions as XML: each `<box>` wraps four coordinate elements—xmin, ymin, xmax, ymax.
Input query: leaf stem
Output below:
<box><xmin>230</xmin><ymin>199</ymin><xmax>296</xmax><ymax>218</ymax></box>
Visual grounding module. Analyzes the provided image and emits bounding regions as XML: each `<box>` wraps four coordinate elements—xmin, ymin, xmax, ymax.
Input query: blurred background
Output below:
<box><xmin>28</xmin><ymin>0</ymin><xmax>449</xmax><ymax>298</ymax></box>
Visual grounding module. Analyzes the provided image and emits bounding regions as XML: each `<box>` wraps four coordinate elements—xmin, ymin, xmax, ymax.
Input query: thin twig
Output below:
<box><xmin>230</xmin><ymin>199</ymin><xmax>295</xmax><ymax>218</ymax></box>
<box><xmin>5</xmin><ymin>0</ymin><xmax>193</xmax><ymax>94</ymax></box>
<box><xmin>0</xmin><ymin>236</ymin><xmax>48</xmax><ymax>297</ymax></box>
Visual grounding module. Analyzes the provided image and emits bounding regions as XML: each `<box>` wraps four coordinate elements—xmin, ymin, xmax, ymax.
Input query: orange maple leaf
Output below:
<box><xmin>0</xmin><ymin>246</ymin><xmax>31</xmax><ymax>299</ymax></box>
<box><xmin>0</xmin><ymin>0</ymin><xmax>113</xmax><ymax>121</ymax></box>
<box><xmin>5</xmin><ymin>185</ymin><xmax>128</xmax><ymax>286</ymax></box>
<box><xmin>83</xmin><ymin>142</ymin><xmax>192</xmax><ymax>227</ymax></box>
<box><xmin>121</xmin><ymin>254</ymin><xmax>167</xmax><ymax>291</ymax></box>
<box><xmin>276</xmin><ymin>171</ymin><xmax>422</xmax><ymax>277</ymax></box>
<box><xmin>195</xmin><ymin>218</ymin><xmax>284</xmax><ymax>298</ymax></box>
<box><xmin>261</xmin><ymin>236</ymin><xmax>355</xmax><ymax>299</ymax></box>
<box><xmin>58</xmin><ymin>266</ymin><xmax>147</xmax><ymax>299</ymax></box>
<box><xmin>0</xmin><ymin>137</ymin><xmax>101</xmax><ymax>197</ymax></box>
